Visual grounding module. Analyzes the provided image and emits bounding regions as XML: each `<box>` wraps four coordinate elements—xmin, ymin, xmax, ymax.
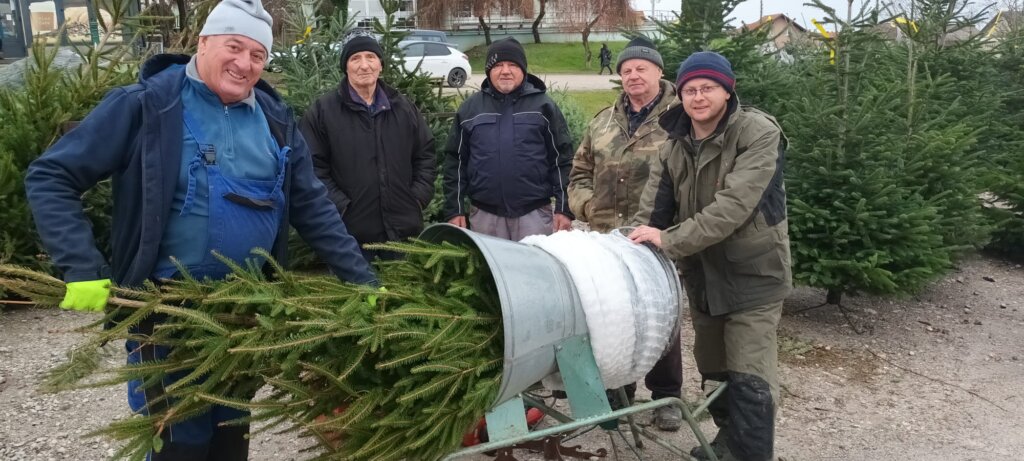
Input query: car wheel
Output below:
<box><xmin>447</xmin><ymin>68</ymin><xmax>467</xmax><ymax>88</ymax></box>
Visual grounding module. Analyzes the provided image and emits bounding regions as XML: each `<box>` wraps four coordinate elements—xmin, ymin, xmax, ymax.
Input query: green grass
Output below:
<box><xmin>568</xmin><ymin>90</ymin><xmax>620</xmax><ymax>119</ymax></box>
<box><xmin>467</xmin><ymin>41</ymin><xmax>629</xmax><ymax>74</ymax></box>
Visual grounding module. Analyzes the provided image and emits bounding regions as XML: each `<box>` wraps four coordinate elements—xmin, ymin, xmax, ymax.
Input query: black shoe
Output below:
<box><xmin>690</xmin><ymin>429</ymin><xmax>730</xmax><ymax>461</ymax></box>
<box><xmin>653</xmin><ymin>405</ymin><xmax>682</xmax><ymax>431</ymax></box>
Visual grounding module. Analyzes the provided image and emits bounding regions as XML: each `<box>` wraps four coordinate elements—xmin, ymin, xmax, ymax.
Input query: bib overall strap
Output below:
<box><xmin>180</xmin><ymin>108</ymin><xmax>217</xmax><ymax>216</ymax></box>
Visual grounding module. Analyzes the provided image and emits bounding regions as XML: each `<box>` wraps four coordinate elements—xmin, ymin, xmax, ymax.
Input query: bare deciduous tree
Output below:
<box><xmin>554</xmin><ymin>0</ymin><xmax>635</xmax><ymax>67</ymax></box>
<box><xmin>417</xmin><ymin>0</ymin><xmax>532</xmax><ymax>45</ymax></box>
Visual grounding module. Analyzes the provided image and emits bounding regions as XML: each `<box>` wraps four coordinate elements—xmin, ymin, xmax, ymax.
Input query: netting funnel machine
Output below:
<box><xmin>418</xmin><ymin>224</ymin><xmax>725</xmax><ymax>461</ymax></box>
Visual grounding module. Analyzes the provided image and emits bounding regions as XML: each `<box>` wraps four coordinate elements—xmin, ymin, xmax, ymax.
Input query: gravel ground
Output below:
<box><xmin>1</xmin><ymin>254</ymin><xmax>1022</xmax><ymax>460</ymax></box>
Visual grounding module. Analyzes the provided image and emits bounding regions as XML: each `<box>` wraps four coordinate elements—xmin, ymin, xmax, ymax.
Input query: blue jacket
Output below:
<box><xmin>442</xmin><ymin>74</ymin><xmax>575</xmax><ymax>220</ymax></box>
<box><xmin>25</xmin><ymin>54</ymin><xmax>377</xmax><ymax>287</ymax></box>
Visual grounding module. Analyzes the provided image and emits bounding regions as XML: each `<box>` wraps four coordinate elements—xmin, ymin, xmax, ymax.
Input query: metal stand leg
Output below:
<box><xmin>443</xmin><ymin>336</ymin><xmax>729</xmax><ymax>461</ymax></box>
<box><xmin>615</xmin><ymin>387</ymin><xmax>644</xmax><ymax>449</ymax></box>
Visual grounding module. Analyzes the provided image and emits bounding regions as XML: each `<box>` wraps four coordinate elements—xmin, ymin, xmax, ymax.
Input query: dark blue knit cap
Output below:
<box><xmin>675</xmin><ymin>51</ymin><xmax>735</xmax><ymax>94</ymax></box>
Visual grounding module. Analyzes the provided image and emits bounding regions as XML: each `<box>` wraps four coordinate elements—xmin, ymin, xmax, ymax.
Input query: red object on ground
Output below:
<box><xmin>461</xmin><ymin>407</ymin><xmax>546</xmax><ymax>447</ymax></box>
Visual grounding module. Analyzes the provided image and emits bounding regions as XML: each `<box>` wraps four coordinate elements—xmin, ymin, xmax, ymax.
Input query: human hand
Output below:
<box><xmin>448</xmin><ymin>216</ymin><xmax>467</xmax><ymax>228</ymax></box>
<box><xmin>628</xmin><ymin>225</ymin><xmax>662</xmax><ymax>248</ymax></box>
<box><xmin>60</xmin><ymin>279</ymin><xmax>111</xmax><ymax>312</ymax></box>
<box><xmin>553</xmin><ymin>213</ymin><xmax>572</xmax><ymax>232</ymax></box>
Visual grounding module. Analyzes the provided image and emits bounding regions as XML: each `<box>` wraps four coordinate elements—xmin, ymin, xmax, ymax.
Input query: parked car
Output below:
<box><xmin>399</xmin><ymin>40</ymin><xmax>471</xmax><ymax>88</ymax></box>
<box><xmin>395</xmin><ymin>29</ymin><xmax>452</xmax><ymax>46</ymax></box>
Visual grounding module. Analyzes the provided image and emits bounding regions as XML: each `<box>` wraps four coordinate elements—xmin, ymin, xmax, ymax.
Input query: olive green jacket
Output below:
<box><xmin>568</xmin><ymin>80</ymin><xmax>677</xmax><ymax>232</ymax></box>
<box><xmin>634</xmin><ymin>96</ymin><xmax>792</xmax><ymax>315</ymax></box>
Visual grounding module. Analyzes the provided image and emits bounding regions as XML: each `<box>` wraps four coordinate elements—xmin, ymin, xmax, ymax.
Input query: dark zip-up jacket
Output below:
<box><xmin>442</xmin><ymin>74</ymin><xmax>575</xmax><ymax>220</ymax></box>
<box><xmin>633</xmin><ymin>96</ymin><xmax>791</xmax><ymax>315</ymax></box>
<box><xmin>24</xmin><ymin>54</ymin><xmax>376</xmax><ymax>287</ymax></box>
<box><xmin>300</xmin><ymin>78</ymin><xmax>435</xmax><ymax>244</ymax></box>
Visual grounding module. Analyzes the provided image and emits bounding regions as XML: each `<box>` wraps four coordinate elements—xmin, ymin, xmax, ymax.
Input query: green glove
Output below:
<box><xmin>366</xmin><ymin>286</ymin><xmax>388</xmax><ymax>307</ymax></box>
<box><xmin>60</xmin><ymin>279</ymin><xmax>111</xmax><ymax>312</ymax></box>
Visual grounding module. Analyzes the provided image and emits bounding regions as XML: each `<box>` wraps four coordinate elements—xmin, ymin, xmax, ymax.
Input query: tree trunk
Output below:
<box><xmin>175</xmin><ymin>0</ymin><xmax>187</xmax><ymax>29</ymax></box>
<box><xmin>581</xmin><ymin>14</ymin><xmax>601</xmax><ymax>69</ymax></box>
<box><xmin>478</xmin><ymin>16</ymin><xmax>492</xmax><ymax>45</ymax></box>
<box><xmin>826</xmin><ymin>288</ymin><xmax>843</xmax><ymax>305</ymax></box>
<box><xmin>531</xmin><ymin>0</ymin><xmax>546</xmax><ymax>43</ymax></box>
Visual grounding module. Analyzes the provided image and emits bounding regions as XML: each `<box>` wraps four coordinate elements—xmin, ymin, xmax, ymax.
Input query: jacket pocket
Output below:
<box><xmin>724</xmin><ymin>229</ymin><xmax>785</xmax><ymax>280</ymax></box>
<box><xmin>512</xmin><ymin>113</ymin><xmax>549</xmax><ymax>155</ymax></box>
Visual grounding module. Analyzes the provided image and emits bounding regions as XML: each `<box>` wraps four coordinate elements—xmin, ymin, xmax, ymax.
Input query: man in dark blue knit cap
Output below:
<box><xmin>630</xmin><ymin>51</ymin><xmax>791</xmax><ymax>461</ymax></box>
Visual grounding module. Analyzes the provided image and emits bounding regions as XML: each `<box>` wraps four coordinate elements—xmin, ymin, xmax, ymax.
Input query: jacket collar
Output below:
<box><xmin>140</xmin><ymin>54</ymin><xmax>290</xmax><ymax>122</ymax></box>
<box><xmin>613</xmin><ymin>79</ymin><xmax>677</xmax><ymax>133</ymax></box>
<box><xmin>337</xmin><ymin>77</ymin><xmax>400</xmax><ymax>106</ymax></box>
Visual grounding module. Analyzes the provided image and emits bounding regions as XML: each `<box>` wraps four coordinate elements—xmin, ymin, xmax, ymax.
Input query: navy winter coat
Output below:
<box><xmin>24</xmin><ymin>54</ymin><xmax>376</xmax><ymax>287</ymax></box>
<box><xmin>442</xmin><ymin>74</ymin><xmax>575</xmax><ymax>220</ymax></box>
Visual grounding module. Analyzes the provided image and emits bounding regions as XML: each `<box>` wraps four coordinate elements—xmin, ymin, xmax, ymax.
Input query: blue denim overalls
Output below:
<box><xmin>126</xmin><ymin>105</ymin><xmax>290</xmax><ymax>454</ymax></box>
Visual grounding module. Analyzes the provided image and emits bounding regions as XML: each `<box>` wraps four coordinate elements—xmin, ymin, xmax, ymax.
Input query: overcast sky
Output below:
<box><xmin>635</xmin><ymin>1</ymin><xmax>870</xmax><ymax>29</ymax></box>
<box><xmin>637</xmin><ymin>1</ymin><xmax>997</xmax><ymax>30</ymax></box>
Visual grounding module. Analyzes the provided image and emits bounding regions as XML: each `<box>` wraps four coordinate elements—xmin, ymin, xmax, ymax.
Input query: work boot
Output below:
<box><xmin>690</xmin><ymin>429</ymin><xmax>731</xmax><ymax>460</ymax></box>
<box><xmin>653</xmin><ymin>405</ymin><xmax>682</xmax><ymax>431</ymax></box>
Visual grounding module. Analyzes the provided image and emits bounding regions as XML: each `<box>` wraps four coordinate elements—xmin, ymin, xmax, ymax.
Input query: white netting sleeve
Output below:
<box><xmin>521</xmin><ymin>230</ymin><xmax>680</xmax><ymax>390</ymax></box>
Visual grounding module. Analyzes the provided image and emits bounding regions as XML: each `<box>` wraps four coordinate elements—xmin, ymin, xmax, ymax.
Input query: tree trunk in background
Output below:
<box><xmin>581</xmin><ymin>14</ymin><xmax>600</xmax><ymax>68</ymax></box>
<box><xmin>532</xmin><ymin>0</ymin><xmax>546</xmax><ymax>43</ymax></box>
<box><xmin>175</xmin><ymin>0</ymin><xmax>187</xmax><ymax>29</ymax></box>
<box><xmin>478</xmin><ymin>15</ymin><xmax>492</xmax><ymax>45</ymax></box>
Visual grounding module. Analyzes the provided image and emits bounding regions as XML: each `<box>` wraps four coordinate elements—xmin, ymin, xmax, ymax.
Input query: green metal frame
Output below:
<box><xmin>442</xmin><ymin>334</ymin><xmax>727</xmax><ymax>460</ymax></box>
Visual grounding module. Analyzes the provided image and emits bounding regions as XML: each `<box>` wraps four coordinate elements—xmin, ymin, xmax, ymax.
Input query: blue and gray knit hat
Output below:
<box><xmin>674</xmin><ymin>51</ymin><xmax>736</xmax><ymax>94</ymax></box>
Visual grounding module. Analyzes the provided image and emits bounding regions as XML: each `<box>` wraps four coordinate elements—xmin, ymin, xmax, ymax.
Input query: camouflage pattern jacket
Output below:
<box><xmin>634</xmin><ymin>96</ymin><xmax>792</xmax><ymax>315</ymax></box>
<box><xmin>568</xmin><ymin>79</ymin><xmax>677</xmax><ymax>232</ymax></box>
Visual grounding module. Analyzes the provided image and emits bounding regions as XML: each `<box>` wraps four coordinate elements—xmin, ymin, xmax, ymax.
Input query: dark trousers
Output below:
<box><xmin>645</xmin><ymin>329</ymin><xmax>683</xmax><ymax>399</ymax></box>
<box><xmin>620</xmin><ymin>329</ymin><xmax>683</xmax><ymax>403</ymax></box>
<box><xmin>150</xmin><ymin>426</ymin><xmax>250</xmax><ymax>461</ymax></box>
<box><xmin>598</xmin><ymin>64</ymin><xmax>613</xmax><ymax>75</ymax></box>
<box><xmin>127</xmin><ymin>319</ymin><xmax>252</xmax><ymax>461</ymax></box>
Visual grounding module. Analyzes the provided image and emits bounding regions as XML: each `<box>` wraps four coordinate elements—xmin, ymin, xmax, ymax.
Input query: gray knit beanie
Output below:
<box><xmin>616</xmin><ymin>36</ymin><xmax>663</xmax><ymax>73</ymax></box>
<box><xmin>200</xmin><ymin>0</ymin><xmax>274</xmax><ymax>53</ymax></box>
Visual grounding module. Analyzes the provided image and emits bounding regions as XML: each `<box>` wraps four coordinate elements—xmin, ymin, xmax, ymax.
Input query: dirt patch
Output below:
<box><xmin>780</xmin><ymin>334</ymin><xmax>882</xmax><ymax>385</ymax></box>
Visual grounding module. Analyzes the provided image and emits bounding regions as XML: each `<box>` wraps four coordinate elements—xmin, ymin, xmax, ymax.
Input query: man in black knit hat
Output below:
<box><xmin>443</xmin><ymin>37</ymin><xmax>575</xmax><ymax>240</ymax></box>
<box><xmin>300</xmin><ymin>31</ymin><xmax>436</xmax><ymax>264</ymax></box>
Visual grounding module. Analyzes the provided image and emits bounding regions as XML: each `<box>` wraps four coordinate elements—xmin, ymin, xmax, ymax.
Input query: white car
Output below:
<box><xmin>399</xmin><ymin>40</ymin><xmax>471</xmax><ymax>88</ymax></box>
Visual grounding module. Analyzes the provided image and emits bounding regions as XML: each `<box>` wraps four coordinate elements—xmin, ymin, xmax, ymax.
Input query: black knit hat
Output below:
<box><xmin>616</xmin><ymin>36</ymin><xmax>663</xmax><ymax>72</ymax></box>
<box><xmin>675</xmin><ymin>51</ymin><xmax>736</xmax><ymax>94</ymax></box>
<box><xmin>485</xmin><ymin>37</ymin><xmax>527</xmax><ymax>74</ymax></box>
<box><xmin>340</xmin><ymin>32</ymin><xmax>383</xmax><ymax>73</ymax></box>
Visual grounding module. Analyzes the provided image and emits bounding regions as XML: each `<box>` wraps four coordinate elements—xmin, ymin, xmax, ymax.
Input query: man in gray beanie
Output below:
<box><xmin>569</xmin><ymin>35</ymin><xmax>683</xmax><ymax>431</ymax></box>
<box><xmin>25</xmin><ymin>1</ymin><xmax>376</xmax><ymax>459</ymax></box>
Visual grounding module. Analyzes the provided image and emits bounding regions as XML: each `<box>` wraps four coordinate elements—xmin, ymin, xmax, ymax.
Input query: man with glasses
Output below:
<box><xmin>629</xmin><ymin>51</ymin><xmax>791</xmax><ymax>461</ymax></box>
<box><xmin>567</xmin><ymin>36</ymin><xmax>684</xmax><ymax>431</ymax></box>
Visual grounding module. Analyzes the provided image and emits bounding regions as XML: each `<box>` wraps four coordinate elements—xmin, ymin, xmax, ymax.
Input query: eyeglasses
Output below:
<box><xmin>680</xmin><ymin>85</ymin><xmax>721</xmax><ymax>97</ymax></box>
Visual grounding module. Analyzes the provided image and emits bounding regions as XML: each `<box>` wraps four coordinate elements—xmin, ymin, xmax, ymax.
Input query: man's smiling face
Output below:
<box><xmin>196</xmin><ymin>35</ymin><xmax>267</xmax><ymax>105</ymax></box>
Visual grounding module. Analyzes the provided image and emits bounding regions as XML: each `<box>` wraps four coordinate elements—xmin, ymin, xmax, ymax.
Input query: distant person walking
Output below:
<box><xmin>598</xmin><ymin>43</ymin><xmax>613</xmax><ymax>75</ymax></box>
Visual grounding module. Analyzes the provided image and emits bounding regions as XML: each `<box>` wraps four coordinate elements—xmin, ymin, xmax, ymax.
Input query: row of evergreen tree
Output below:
<box><xmin>651</xmin><ymin>0</ymin><xmax>1024</xmax><ymax>304</ymax></box>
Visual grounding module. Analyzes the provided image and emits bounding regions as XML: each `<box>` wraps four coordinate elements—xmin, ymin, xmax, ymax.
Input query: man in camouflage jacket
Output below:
<box><xmin>567</xmin><ymin>37</ymin><xmax>685</xmax><ymax>432</ymax></box>
<box><xmin>630</xmin><ymin>51</ymin><xmax>791</xmax><ymax>461</ymax></box>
